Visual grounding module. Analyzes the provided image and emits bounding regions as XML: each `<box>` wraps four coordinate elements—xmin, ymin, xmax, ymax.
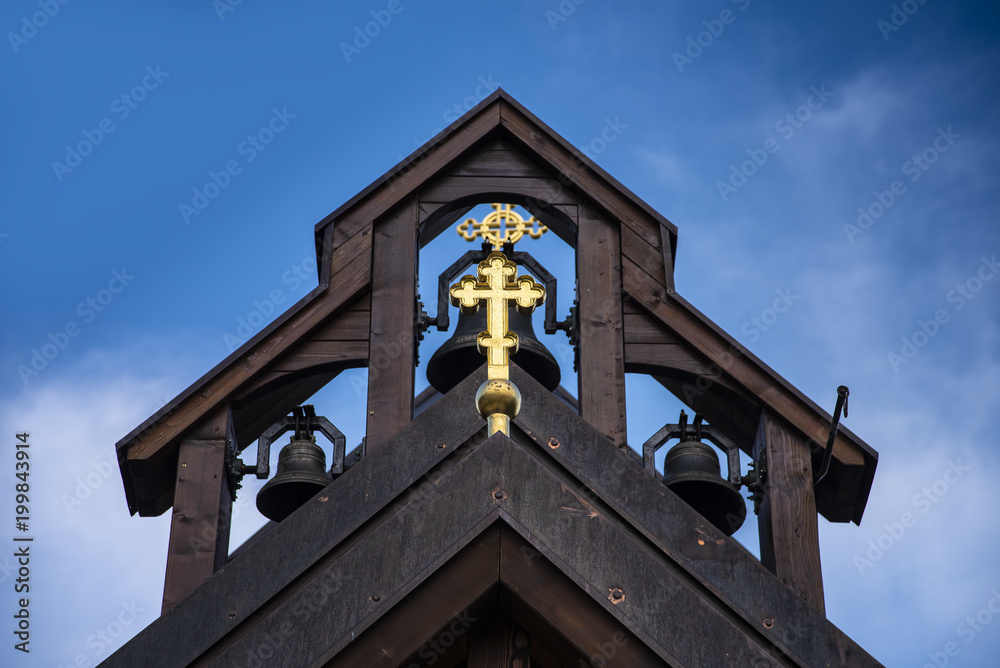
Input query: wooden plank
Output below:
<box><xmin>325</xmin><ymin>526</ymin><xmax>502</xmax><ymax>668</ymax></box>
<box><xmin>366</xmin><ymin>199</ymin><xmax>418</xmax><ymax>451</ymax></box>
<box><xmin>660</xmin><ymin>223</ymin><xmax>676</xmax><ymax>293</ymax></box>
<box><xmin>419</xmin><ymin>175</ymin><xmax>580</xmax><ymax>206</ymax></box>
<box><xmin>122</xmin><ymin>228</ymin><xmax>372</xmax><ymax>516</ymax></box>
<box><xmin>499</xmin><ymin>527</ymin><xmax>664</xmax><ymax>668</ymax></box>
<box><xmin>621</xmin><ymin>254</ymin><xmax>873</xmax><ymax>481</ymax></box>
<box><xmin>621</xmin><ymin>224</ymin><xmax>666</xmax><ymax>291</ymax></box>
<box><xmin>623</xmin><ymin>311</ymin><xmax>679</xmax><ymax>344</ymax></box>
<box><xmin>323</xmin><ymin>103</ymin><xmax>503</xmax><ymax>250</ymax></box>
<box><xmin>576</xmin><ymin>204</ymin><xmax>626</xmax><ymax>450</ymax></box>
<box><xmin>107</xmin><ymin>369</ymin><xmax>490</xmax><ymax>668</ymax></box>
<box><xmin>756</xmin><ymin>411</ymin><xmax>826</xmax><ymax>614</ymax></box>
<box><xmin>271</xmin><ymin>340</ymin><xmax>370</xmax><ymax>373</ymax></box>
<box><xmin>467</xmin><ymin>613</ymin><xmax>530</xmax><ymax>668</ymax></box>
<box><xmin>508</xmin><ymin>365</ymin><xmax>880</xmax><ymax>667</ymax></box>
<box><xmin>498</xmin><ymin>101</ymin><xmax>673</xmax><ymax>266</ymax></box>
<box><xmin>161</xmin><ymin>408</ymin><xmax>231</xmax><ymax>614</ymax></box>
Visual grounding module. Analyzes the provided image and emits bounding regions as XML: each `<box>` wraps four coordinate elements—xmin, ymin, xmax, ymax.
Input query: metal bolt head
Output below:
<box><xmin>610</xmin><ymin>588</ymin><xmax>624</xmax><ymax>602</ymax></box>
<box><xmin>371</xmin><ymin>594</ymin><xmax>381</xmax><ymax>602</ymax></box>
<box><xmin>494</xmin><ymin>490</ymin><xmax>504</xmax><ymax>500</ymax></box>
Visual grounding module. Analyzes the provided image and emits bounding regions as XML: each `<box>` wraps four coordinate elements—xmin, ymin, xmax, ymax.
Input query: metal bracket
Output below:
<box><xmin>233</xmin><ymin>405</ymin><xmax>347</xmax><ymax>486</ymax></box>
<box><xmin>643</xmin><ymin>411</ymin><xmax>742</xmax><ymax>486</ymax></box>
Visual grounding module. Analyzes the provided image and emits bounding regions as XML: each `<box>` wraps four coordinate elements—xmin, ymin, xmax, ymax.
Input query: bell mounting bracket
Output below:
<box><xmin>231</xmin><ymin>405</ymin><xmax>346</xmax><ymax>490</ymax></box>
<box><xmin>643</xmin><ymin>410</ymin><xmax>767</xmax><ymax>514</ymax></box>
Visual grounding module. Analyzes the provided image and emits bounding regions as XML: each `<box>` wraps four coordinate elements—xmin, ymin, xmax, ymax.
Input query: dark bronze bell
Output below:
<box><xmin>256</xmin><ymin>434</ymin><xmax>332</xmax><ymax>522</ymax></box>
<box><xmin>426</xmin><ymin>306</ymin><xmax>561</xmax><ymax>393</ymax></box>
<box><xmin>662</xmin><ymin>438</ymin><xmax>746</xmax><ymax>536</ymax></box>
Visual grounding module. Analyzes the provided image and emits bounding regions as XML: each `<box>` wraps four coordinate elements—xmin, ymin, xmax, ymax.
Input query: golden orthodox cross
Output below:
<box><xmin>456</xmin><ymin>203</ymin><xmax>548</xmax><ymax>249</ymax></box>
<box><xmin>450</xmin><ymin>252</ymin><xmax>546</xmax><ymax>381</ymax></box>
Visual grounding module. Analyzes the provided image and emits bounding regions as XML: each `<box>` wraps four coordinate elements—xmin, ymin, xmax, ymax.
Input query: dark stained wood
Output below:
<box><xmin>319</xmin><ymin>104</ymin><xmax>503</xmax><ymax>250</ymax></box>
<box><xmin>621</xmin><ymin>254</ymin><xmax>876</xmax><ymax>523</ymax></box>
<box><xmin>756</xmin><ymin>410</ymin><xmax>826</xmax><ymax>614</ymax></box>
<box><xmin>446</xmin><ymin>135</ymin><xmax>552</xmax><ymax>179</ymax></box>
<box><xmin>621</xmin><ymin>224</ymin><xmax>667</xmax><ymax>291</ymax></box>
<box><xmin>651</xmin><ymin>375</ymin><xmax>760</xmax><ymax>453</ymax></box>
<box><xmin>499</xmin><ymin>527</ymin><xmax>664</xmax><ymax>668</ymax></box>
<box><xmin>576</xmin><ymin>204</ymin><xmax>626</xmax><ymax>450</ymax></box>
<box><xmin>109</xmin><ymin>370</ymin><xmax>879</xmax><ymax>667</ymax></box>
<box><xmin>419</xmin><ymin>175</ymin><xmax>580</xmax><ymax>206</ymax></box>
<box><xmin>325</xmin><ymin>527</ymin><xmax>502</xmax><ymax>668</ymax></box>
<box><xmin>109</xmin><ymin>369</ymin><xmax>489</xmax><ymax>667</ymax></box>
<box><xmin>161</xmin><ymin>408</ymin><xmax>231</xmax><ymax>614</ymax></box>
<box><xmin>497</xmin><ymin>100</ymin><xmax>675</xmax><ymax>281</ymax></box>
<box><xmin>313</xmin><ymin>88</ymin><xmax>677</xmax><ymax>267</ymax></box>
<box><xmin>659</xmin><ymin>222</ymin><xmax>676</xmax><ymax>293</ymax></box>
<box><xmin>467</xmin><ymin>613</ymin><xmax>530</xmax><ymax>668</ymax></box>
<box><xmin>366</xmin><ymin>199</ymin><xmax>418</xmax><ymax>451</ymax></box>
<box><xmin>269</xmin><ymin>340</ymin><xmax>369</xmax><ymax>373</ymax></box>
<box><xmin>121</xmin><ymin>227</ymin><xmax>373</xmax><ymax>516</ymax></box>
<box><xmin>508</xmin><ymin>365</ymin><xmax>880</xmax><ymax>667</ymax></box>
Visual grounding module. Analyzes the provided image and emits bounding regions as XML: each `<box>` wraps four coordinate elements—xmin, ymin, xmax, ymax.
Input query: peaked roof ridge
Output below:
<box><xmin>108</xmin><ymin>365</ymin><xmax>879</xmax><ymax>666</ymax></box>
<box><xmin>311</xmin><ymin>87</ymin><xmax>677</xmax><ymax>265</ymax></box>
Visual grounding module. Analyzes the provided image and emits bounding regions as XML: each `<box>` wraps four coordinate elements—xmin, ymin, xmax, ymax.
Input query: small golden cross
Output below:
<box><xmin>456</xmin><ymin>203</ymin><xmax>548</xmax><ymax>250</ymax></box>
<box><xmin>450</xmin><ymin>252</ymin><xmax>546</xmax><ymax>381</ymax></box>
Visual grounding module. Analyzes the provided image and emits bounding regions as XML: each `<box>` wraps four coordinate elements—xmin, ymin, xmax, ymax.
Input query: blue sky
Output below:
<box><xmin>1</xmin><ymin>1</ymin><xmax>999</xmax><ymax>666</ymax></box>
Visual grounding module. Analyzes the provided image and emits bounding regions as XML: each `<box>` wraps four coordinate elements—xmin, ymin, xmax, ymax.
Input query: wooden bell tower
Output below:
<box><xmin>109</xmin><ymin>89</ymin><xmax>881</xmax><ymax>667</ymax></box>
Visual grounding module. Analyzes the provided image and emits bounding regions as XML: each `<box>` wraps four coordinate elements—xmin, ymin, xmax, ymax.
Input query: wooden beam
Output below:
<box><xmin>161</xmin><ymin>408</ymin><xmax>231</xmax><ymax>614</ymax></box>
<box><xmin>366</xmin><ymin>199</ymin><xmax>418</xmax><ymax>451</ymax></box>
<box><xmin>467</xmin><ymin>613</ymin><xmax>530</xmax><ymax>668</ymax></box>
<box><xmin>621</xmin><ymin>254</ymin><xmax>877</xmax><ymax>524</ymax></box>
<box><xmin>756</xmin><ymin>410</ymin><xmax>826</xmax><ymax>614</ymax></box>
<box><xmin>121</xmin><ymin>227</ymin><xmax>373</xmax><ymax>516</ymax></box>
<box><xmin>576</xmin><ymin>204</ymin><xmax>626</xmax><ymax>450</ymax></box>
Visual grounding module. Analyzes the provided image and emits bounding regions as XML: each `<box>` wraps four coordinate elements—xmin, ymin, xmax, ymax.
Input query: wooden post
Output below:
<box><xmin>576</xmin><ymin>203</ymin><xmax>627</xmax><ymax>449</ymax></box>
<box><xmin>161</xmin><ymin>408</ymin><xmax>232</xmax><ymax>614</ymax></box>
<box><xmin>756</xmin><ymin>410</ymin><xmax>826</xmax><ymax>614</ymax></box>
<box><xmin>366</xmin><ymin>199</ymin><xmax>418</xmax><ymax>451</ymax></box>
<box><xmin>467</xmin><ymin>613</ymin><xmax>530</xmax><ymax>668</ymax></box>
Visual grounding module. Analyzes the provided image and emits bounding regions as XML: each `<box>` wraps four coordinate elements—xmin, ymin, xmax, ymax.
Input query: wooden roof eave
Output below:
<box><xmin>116</xmin><ymin>227</ymin><xmax>373</xmax><ymax>516</ymax></box>
<box><xmin>622</xmin><ymin>257</ymin><xmax>878</xmax><ymax>524</ymax></box>
<box><xmin>311</xmin><ymin>88</ymin><xmax>678</xmax><ymax>267</ymax></box>
<box><xmin>105</xmin><ymin>364</ymin><xmax>879</xmax><ymax>667</ymax></box>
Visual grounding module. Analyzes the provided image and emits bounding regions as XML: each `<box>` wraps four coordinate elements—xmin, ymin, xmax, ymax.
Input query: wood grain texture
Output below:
<box><xmin>366</xmin><ymin>199</ymin><xmax>418</xmax><ymax>451</ymax></box>
<box><xmin>122</xmin><ymin>227</ymin><xmax>373</xmax><ymax>516</ymax></box>
<box><xmin>621</xmin><ymin>253</ymin><xmax>877</xmax><ymax>524</ymax></box>
<box><xmin>756</xmin><ymin>410</ymin><xmax>826</xmax><ymax>614</ymax></box>
<box><xmin>576</xmin><ymin>204</ymin><xmax>626</xmax><ymax>450</ymax></box>
<box><xmin>161</xmin><ymin>409</ymin><xmax>231</xmax><ymax>614</ymax></box>
<box><xmin>467</xmin><ymin>613</ymin><xmax>530</xmax><ymax>668</ymax></box>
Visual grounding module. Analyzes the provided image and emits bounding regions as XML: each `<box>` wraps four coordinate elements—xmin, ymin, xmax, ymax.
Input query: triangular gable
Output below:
<box><xmin>115</xmin><ymin>88</ymin><xmax>875</xmax><ymax>529</ymax></box>
<box><xmin>106</xmin><ymin>366</ymin><xmax>880</xmax><ymax>667</ymax></box>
